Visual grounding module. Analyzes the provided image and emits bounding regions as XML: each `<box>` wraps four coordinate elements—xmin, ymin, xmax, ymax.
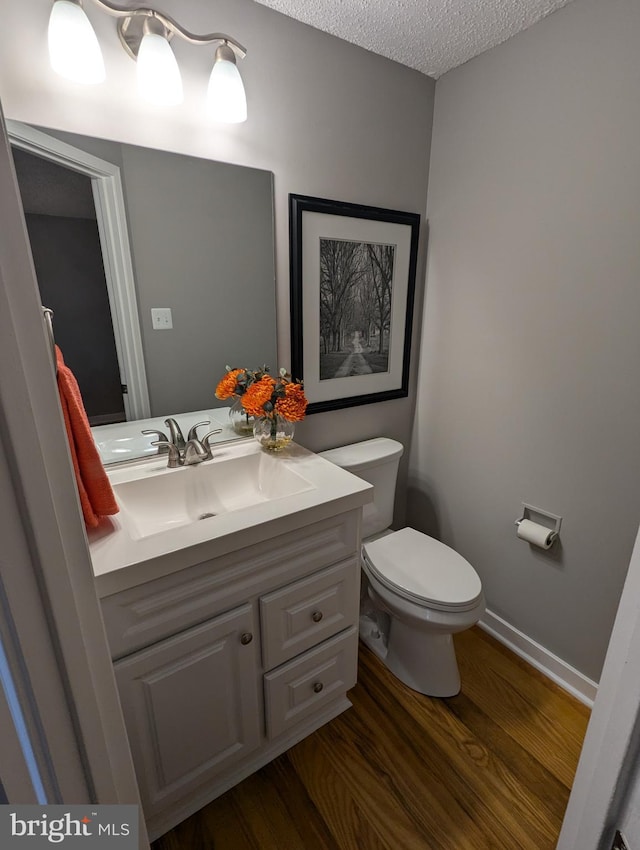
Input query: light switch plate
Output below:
<box><xmin>151</xmin><ymin>307</ymin><xmax>173</xmax><ymax>330</ymax></box>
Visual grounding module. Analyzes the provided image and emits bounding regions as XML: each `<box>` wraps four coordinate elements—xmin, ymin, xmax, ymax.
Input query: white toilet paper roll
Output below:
<box><xmin>517</xmin><ymin>519</ymin><xmax>556</xmax><ymax>549</ymax></box>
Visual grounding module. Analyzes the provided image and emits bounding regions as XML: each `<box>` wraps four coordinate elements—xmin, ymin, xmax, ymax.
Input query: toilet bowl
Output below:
<box><xmin>320</xmin><ymin>438</ymin><xmax>484</xmax><ymax>697</ymax></box>
<box><xmin>361</xmin><ymin>527</ymin><xmax>484</xmax><ymax>696</ymax></box>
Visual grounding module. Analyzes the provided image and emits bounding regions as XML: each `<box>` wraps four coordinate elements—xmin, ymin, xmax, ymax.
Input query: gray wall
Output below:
<box><xmin>0</xmin><ymin>0</ymin><xmax>434</xmax><ymax>522</ymax></box>
<box><xmin>411</xmin><ymin>0</ymin><xmax>640</xmax><ymax>682</ymax></box>
<box><xmin>121</xmin><ymin>145</ymin><xmax>275</xmax><ymax>416</ymax></box>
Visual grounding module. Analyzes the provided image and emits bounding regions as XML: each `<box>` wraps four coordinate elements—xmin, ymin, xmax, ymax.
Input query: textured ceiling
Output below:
<box><xmin>252</xmin><ymin>0</ymin><xmax>575</xmax><ymax>78</ymax></box>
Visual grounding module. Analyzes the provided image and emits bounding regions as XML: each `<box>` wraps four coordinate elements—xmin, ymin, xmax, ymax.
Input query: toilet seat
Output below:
<box><xmin>362</xmin><ymin>527</ymin><xmax>483</xmax><ymax>613</ymax></box>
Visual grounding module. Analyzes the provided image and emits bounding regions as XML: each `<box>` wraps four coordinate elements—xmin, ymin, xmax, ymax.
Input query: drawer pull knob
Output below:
<box><xmin>311</xmin><ymin>610</ymin><xmax>323</xmax><ymax>623</ymax></box>
<box><xmin>313</xmin><ymin>681</ymin><xmax>324</xmax><ymax>694</ymax></box>
<box><xmin>240</xmin><ymin>632</ymin><xmax>253</xmax><ymax>645</ymax></box>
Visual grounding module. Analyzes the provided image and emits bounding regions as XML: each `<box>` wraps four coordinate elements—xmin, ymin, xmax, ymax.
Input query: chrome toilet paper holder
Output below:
<box><xmin>515</xmin><ymin>503</ymin><xmax>563</xmax><ymax>545</ymax></box>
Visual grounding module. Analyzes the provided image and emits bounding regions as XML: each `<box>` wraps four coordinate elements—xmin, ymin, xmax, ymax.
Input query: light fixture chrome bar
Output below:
<box><xmin>89</xmin><ymin>0</ymin><xmax>247</xmax><ymax>58</ymax></box>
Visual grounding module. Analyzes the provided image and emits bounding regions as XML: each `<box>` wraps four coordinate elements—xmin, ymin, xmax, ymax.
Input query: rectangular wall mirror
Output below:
<box><xmin>8</xmin><ymin>121</ymin><xmax>277</xmax><ymax>463</ymax></box>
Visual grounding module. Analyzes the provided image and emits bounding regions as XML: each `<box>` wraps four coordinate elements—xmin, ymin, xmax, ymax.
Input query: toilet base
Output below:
<box><xmin>359</xmin><ymin>613</ymin><xmax>462</xmax><ymax>697</ymax></box>
<box><xmin>385</xmin><ymin>618</ymin><xmax>461</xmax><ymax>697</ymax></box>
<box><xmin>359</xmin><ymin>613</ymin><xmax>389</xmax><ymax>659</ymax></box>
<box><xmin>358</xmin><ymin>567</ymin><xmax>482</xmax><ymax>698</ymax></box>
<box><xmin>359</xmin><ymin>615</ymin><xmax>462</xmax><ymax>697</ymax></box>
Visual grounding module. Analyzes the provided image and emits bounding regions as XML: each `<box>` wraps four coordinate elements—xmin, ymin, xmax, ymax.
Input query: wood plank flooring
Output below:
<box><xmin>152</xmin><ymin>627</ymin><xmax>590</xmax><ymax>850</ymax></box>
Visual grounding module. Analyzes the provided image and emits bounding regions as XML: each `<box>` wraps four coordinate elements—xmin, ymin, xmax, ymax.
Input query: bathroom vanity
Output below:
<box><xmin>89</xmin><ymin>440</ymin><xmax>372</xmax><ymax>840</ymax></box>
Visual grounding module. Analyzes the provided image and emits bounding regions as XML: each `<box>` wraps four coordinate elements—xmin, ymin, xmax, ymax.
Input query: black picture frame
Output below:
<box><xmin>289</xmin><ymin>194</ymin><xmax>420</xmax><ymax>414</ymax></box>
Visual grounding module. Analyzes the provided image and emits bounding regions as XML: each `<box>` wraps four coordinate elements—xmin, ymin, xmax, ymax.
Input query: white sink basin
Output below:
<box><xmin>113</xmin><ymin>449</ymin><xmax>315</xmax><ymax>540</ymax></box>
<box><xmin>89</xmin><ymin>439</ymin><xmax>373</xmax><ymax>598</ymax></box>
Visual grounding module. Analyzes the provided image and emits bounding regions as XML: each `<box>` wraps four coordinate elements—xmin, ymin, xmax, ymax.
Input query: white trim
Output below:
<box><xmin>6</xmin><ymin>119</ymin><xmax>150</xmax><ymax>420</ymax></box>
<box><xmin>557</xmin><ymin>523</ymin><xmax>640</xmax><ymax>850</ymax></box>
<box><xmin>479</xmin><ymin>609</ymin><xmax>598</xmax><ymax>708</ymax></box>
<box><xmin>0</xmin><ymin>634</ymin><xmax>44</xmax><ymax>804</ymax></box>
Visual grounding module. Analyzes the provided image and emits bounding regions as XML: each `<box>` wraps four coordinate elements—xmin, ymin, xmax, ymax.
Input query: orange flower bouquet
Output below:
<box><xmin>241</xmin><ymin>368</ymin><xmax>308</xmax><ymax>451</ymax></box>
<box><xmin>215</xmin><ymin>366</ymin><xmax>269</xmax><ymax>435</ymax></box>
<box><xmin>215</xmin><ymin>366</ymin><xmax>269</xmax><ymax>401</ymax></box>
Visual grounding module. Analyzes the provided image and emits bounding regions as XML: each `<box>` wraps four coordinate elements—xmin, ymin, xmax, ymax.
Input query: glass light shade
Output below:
<box><xmin>136</xmin><ymin>32</ymin><xmax>183</xmax><ymax>106</ymax></box>
<box><xmin>207</xmin><ymin>57</ymin><xmax>247</xmax><ymax>124</ymax></box>
<box><xmin>48</xmin><ymin>0</ymin><xmax>105</xmax><ymax>84</ymax></box>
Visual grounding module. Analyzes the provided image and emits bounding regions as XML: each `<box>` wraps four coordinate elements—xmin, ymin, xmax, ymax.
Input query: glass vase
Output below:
<box><xmin>253</xmin><ymin>415</ymin><xmax>295</xmax><ymax>452</ymax></box>
<box><xmin>228</xmin><ymin>396</ymin><xmax>255</xmax><ymax>436</ymax></box>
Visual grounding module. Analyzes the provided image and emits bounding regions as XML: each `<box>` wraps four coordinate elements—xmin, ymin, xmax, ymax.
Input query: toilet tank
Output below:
<box><xmin>319</xmin><ymin>438</ymin><xmax>404</xmax><ymax>538</ymax></box>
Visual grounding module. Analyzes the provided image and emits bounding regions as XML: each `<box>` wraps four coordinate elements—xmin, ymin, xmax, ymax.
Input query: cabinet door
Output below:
<box><xmin>114</xmin><ymin>603</ymin><xmax>260</xmax><ymax>817</ymax></box>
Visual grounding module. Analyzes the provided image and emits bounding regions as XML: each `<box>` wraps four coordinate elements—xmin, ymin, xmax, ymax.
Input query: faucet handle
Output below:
<box><xmin>187</xmin><ymin>420</ymin><xmax>211</xmax><ymax>442</ymax></box>
<box><xmin>141</xmin><ymin>429</ymin><xmax>169</xmax><ymax>453</ymax></box>
<box><xmin>151</xmin><ymin>440</ymin><xmax>182</xmax><ymax>468</ymax></box>
<box><xmin>164</xmin><ymin>418</ymin><xmax>186</xmax><ymax>450</ymax></box>
<box><xmin>201</xmin><ymin>429</ymin><xmax>223</xmax><ymax>459</ymax></box>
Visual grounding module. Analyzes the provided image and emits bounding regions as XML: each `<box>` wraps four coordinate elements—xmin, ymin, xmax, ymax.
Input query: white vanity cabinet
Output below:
<box><xmin>100</xmin><ymin>509</ymin><xmax>362</xmax><ymax>840</ymax></box>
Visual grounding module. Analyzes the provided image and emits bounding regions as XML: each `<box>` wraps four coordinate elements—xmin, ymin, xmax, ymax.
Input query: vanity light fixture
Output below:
<box><xmin>134</xmin><ymin>17</ymin><xmax>183</xmax><ymax>106</ymax></box>
<box><xmin>47</xmin><ymin>0</ymin><xmax>248</xmax><ymax>121</ymax></box>
<box><xmin>48</xmin><ymin>0</ymin><xmax>106</xmax><ymax>84</ymax></box>
<box><xmin>207</xmin><ymin>43</ymin><xmax>247</xmax><ymax>124</ymax></box>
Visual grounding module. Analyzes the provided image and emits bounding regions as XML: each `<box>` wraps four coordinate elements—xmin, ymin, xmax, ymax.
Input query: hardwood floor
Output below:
<box><xmin>152</xmin><ymin>627</ymin><xmax>590</xmax><ymax>849</ymax></box>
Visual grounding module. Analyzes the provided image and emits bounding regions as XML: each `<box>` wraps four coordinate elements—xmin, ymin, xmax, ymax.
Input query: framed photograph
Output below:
<box><xmin>289</xmin><ymin>194</ymin><xmax>420</xmax><ymax>414</ymax></box>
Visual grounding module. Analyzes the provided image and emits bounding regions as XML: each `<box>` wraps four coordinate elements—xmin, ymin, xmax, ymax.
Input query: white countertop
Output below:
<box><xmin>89</xmin><ymin>439</ymin><xmax>372</xmax><ymax>598</ymax></box>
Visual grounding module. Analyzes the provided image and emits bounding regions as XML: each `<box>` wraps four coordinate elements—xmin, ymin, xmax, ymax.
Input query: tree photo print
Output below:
<box><xmin>290</xmin><ymin>194</ymin><xmax>420</xmax><ymax>413</ymax></box>
<box><xmin>319</xmin><ymin>238</ymin><xmax>395</xmax><ymax>381</ymax></box>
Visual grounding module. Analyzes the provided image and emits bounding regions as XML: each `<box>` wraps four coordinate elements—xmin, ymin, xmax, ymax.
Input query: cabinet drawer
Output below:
<box><xmin>102</xmin><ymin>510</ymin><xmax>360</xmax><ymax>659</ymax></box>
<box><xmin>264</xmin><ymin>627</ymin><xmax>358</xmax><ymax>739</ymax></box>
<box><xmin>260</xmin><ymin>559</ymin><xmax>359</xmax><ymax>670</ymax></box>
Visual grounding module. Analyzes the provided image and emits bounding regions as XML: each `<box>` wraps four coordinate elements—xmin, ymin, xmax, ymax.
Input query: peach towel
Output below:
<box><xmin>55</xmin><ymin>345</ymin><xmax>119</xmax><ymax>528</ymax></box>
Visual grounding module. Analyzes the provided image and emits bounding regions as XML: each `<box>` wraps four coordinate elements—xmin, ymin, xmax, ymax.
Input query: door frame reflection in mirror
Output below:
<box><xmin>7</xmin><ymin>119</ymin><xmax>151</xmax><ymax>420</ymax></box>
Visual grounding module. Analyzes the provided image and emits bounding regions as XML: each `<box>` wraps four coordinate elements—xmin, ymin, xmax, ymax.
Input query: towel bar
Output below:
<box><xmin>42</xmin><ymin>306</ymin><xmax>56</xmax><ymax>375</ymax></box>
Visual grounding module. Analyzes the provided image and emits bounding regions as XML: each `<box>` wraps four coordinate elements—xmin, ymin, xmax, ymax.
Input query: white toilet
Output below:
<box><xmin>320</xmin><ymin>437</ymin><xmax>484</xmax><ymax>697</ymax></box>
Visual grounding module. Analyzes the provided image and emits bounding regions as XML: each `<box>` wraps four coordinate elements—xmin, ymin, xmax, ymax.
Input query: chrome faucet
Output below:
<box><xmin>142</xmin><ymin>417</ymin><xmax>197</xmax><ymax>456</ymax></box>
<box><xmin>164</xmin><ymin>418</ymin><xmax>186</xmax><ymax>450</ymax></box>
<box><xmin>151</xmin><ymin>428</ymin><xmax>223</xmax><ymax>468</ymax></box>
<box><xmin>183</xmin><ymin>439</ymin><xmax>209</xmax><ymax>465</ymax></box>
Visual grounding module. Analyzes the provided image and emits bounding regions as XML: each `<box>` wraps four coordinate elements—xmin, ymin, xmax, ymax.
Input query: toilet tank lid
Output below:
<box><xmin>319</xmin><ymin>437</ymin><xmax>404</xmax><ymax>471</ymax></box>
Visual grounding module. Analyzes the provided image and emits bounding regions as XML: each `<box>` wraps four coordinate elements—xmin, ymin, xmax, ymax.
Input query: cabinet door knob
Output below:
<box><xmin>313</xmin><ymin>681</ymin><xmax>324</xmax><ymax>694</ymax></box>
<box><xmin>311</xmin><ymin>610</ymin><xmax>323</xmax><ymax>623</ymax></box>
<box><xmin>240</xmin><ymin>632</ymin><xmax>253</xmax><ymax>645</ymax></box>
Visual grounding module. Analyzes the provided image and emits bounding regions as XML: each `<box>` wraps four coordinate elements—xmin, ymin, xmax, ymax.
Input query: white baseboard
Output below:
<box><xmin>478</xmin><ymin>609</ymin><xmax>597</xmax><ymax>708</ymax></box>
